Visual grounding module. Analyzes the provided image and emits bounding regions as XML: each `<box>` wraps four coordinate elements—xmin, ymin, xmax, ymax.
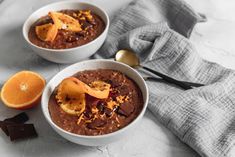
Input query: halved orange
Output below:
<box><xmin>49</xmin><ymin>11</ymin><xmax>82</xmax><ymax>32</ymax></box>
<box><xmin>0</xmin><ymin>71</ymin><xmax>46</xmax><ymax>110</ymax></box>
<box><xmin>35</xmin><ymin>23</ymin><xmax>58</xmax><ymax>42</ymax></box>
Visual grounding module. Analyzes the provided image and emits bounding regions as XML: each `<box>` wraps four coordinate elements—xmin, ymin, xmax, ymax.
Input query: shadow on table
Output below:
<box><xmin>0</xmin><ymin>25</ymin><xmax>61</xmax><ymax>82</ymax></box>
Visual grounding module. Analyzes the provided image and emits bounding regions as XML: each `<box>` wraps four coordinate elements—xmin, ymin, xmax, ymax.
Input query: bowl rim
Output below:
<box><xmin>41</xmin><ymin>59</ymin><xmax>149</xmax><ymax>139</ymax></box>
<box><xmin>22</xmin><ymin>0</ymin><xmax>110</xmax><ymax>52</ymax></box>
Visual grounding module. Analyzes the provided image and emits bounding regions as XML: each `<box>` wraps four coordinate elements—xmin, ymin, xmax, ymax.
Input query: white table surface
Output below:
<box><xmin>0</xmin><ymin>0</ymin><xmax>235</xmax><ymax>156</ymax></box>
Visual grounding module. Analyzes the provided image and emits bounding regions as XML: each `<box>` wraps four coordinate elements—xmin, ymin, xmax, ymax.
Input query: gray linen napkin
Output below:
<box><xmin>95</xmin><ymin>0</ymin><xmax>235</xmax><ymax>157</ymax></box>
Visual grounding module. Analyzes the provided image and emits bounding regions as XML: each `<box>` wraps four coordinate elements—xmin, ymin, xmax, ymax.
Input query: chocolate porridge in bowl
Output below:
<box><xmin>28</xmin><ymin>9</ymin><xmax>105</xmax><ymax>49</ymax></box>
<box><xmin>48</xmin><ymin>69</ymin><xmax>144</xmax><ymax>136</ymax></box>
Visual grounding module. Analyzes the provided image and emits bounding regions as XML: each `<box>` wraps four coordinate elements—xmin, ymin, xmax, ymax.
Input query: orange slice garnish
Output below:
<box><xmin>0</xmin><ymin>71</ymin><xmax>46</xmax><ymax>110</ymax></box>
<box><xmin>59</xmin><ymin>93</ymin><xmax>86</xmax><ymax>116</ymax></box>
<box><xmin>67</xmin><ymin>77</ymin><xmax>111</xmax><ymax>99</ymax></box>
<box><xmin>55</xmin><ymin>77</ymin><xmax>110</xmax><ymax>115</ymax></box>
<box><xmin>49</xmin><ymin>12</ymin><xmax>82</xmax><ymax>32</ymax></box>
<box><xmin>35</xmin><ymin>23</ymin><xmax>58</xmax><ymax>42</ymax></box>
<box><xmin>56</xmin><ymin>78</ymin><xmax>86</xmax><ymax>115</ymax></box>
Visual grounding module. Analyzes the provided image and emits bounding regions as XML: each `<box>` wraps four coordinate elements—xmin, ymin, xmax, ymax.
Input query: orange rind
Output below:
<box><xmin>0</xmin><ymin>71</ymin><xmax>46</xmax><ymax>110</ymax></box>
<box><xmin>49</xmin><ymin>11</ymin><xmax>82</xmax><ymax>32</ymax></box>
<box><xmin>56</xmin><ymin>77</ymin><xmax>110</xmax><ymax>116</ymax></box>
<box><xmin>35</xmin><ymin>11</ymin><xmax>83</xmax><ymax>42</ymax></box>
<box><xmin>35</xmin><ymin>23</ymin><xmax>58</xmax><ymax>42</ymax></box>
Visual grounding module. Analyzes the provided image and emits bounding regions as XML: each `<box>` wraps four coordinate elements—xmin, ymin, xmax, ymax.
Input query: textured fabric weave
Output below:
<box><xmin>95</xmin><ymin>0</ymin><xmax>235</xmax><ymax>157</ymax></box>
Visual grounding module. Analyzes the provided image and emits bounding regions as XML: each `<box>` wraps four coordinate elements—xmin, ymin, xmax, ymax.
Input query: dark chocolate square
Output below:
<box><xmin>0</xmin><ymin>121</ymin><xmax>14</xmax><ymax>136</ymax></box>
<box><xmin>0</xmin><ymin>112</ymin><xmax>29</xmax><ymax>136</ymax></box>
<box><xmin>4</xmin><ymin>112</ymin><xmax>29</xmax><ymax>124</ymax></box>
<box><xmin>7</xmin><ymin>124</ymin><xmax>38</xmax><ymax>141</ymax></box>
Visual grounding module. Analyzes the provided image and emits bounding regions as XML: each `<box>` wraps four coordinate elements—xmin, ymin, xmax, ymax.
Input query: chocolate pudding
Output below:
<box><xmin>28</xmin><ymin>10</ymin><xmax>105</xmax><ymax>49</ymax></box>
<box><xmin>48</xmin><ymin>69</ymin><xmax>144</xmax><ymax>136</ymax></box>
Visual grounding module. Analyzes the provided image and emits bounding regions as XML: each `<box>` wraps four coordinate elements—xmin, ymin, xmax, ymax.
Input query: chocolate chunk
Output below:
<box><xmin>96</xmin><ymin>101</ymin><xmax>106</xmax><ymax>113</ymax></box>
<box><xmin>83</xmin><ymin>111</ymin><xmax>92</xmax><ymax>119</ymax></box>
<box><xmin>104</xmin><ymin>108</ymin><xmax>113</xmax><ymax>117</ymax></box>
<box><xmin>113</xmin><ymin>105</ymin><xmax>119</xmax><ymax>112</ymax></box>
<box><xmin>0</xmin><ymin>121</ymin><xmax>14</xmax><ymax>136</ymax></box>
<box><xmin>87</xmin><ymin>119</ymin><xmax>106</xmax><ymax>130</ymax></box>
<box><xmin>106</xmin><ymin>79</ymin><xmax>120</xmax><ymax>88</ymax></box>
<box><xmin>86</xmin><ymin>95</ymin><xmax>99</xmax><ymax>109</ymax></box>
<box><xmin>81</xmin><ymin>21</ymin><xmax>92</xmax><ymax>30</ymax></box>
<box><xmin>117</xmin><ymin>85</ymin><xmax>129</xmax><ymax>95</ymax></box>
<box><xmin>4</xmin><ymin>112</ymin><xmax>29</xmax><ymax>124</ymax></box>
<box><xmin>109</xmin><ymin>89</ymin><xmax>120</xmax><ymax>100</ymax></box>
<box><xmin>117</xmin><ymin>102</ymin><xmax>135</xmax><ymax>117</ymax></box>
<box><xmin>7</xmin><ymin>124</ymin><xmax>37</xmax><ymax>141</ymax></box>
<box><xmin>0</xmin><ymin>112</ymin><xmax>29</xmax><ymax>136</ymax></box>
<box><xmin>75</xmin><ymin>30</ymin><xmax>86</xmax><ymax>37</ymax></box>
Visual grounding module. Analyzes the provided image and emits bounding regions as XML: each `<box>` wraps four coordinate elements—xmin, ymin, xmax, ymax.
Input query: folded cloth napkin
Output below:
<box><xmin>94</xmin><ymin>0</ymin><xmax>235</xmax><ymax>156</ymax></box>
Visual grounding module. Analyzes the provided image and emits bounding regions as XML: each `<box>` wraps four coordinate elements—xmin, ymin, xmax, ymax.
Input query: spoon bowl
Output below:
<box><xmin>115</xmin><ymin>49</ymin><xmax>204</xmax><ymax>89</ymax></box>
<box><xmin>115</xmin><ymin>50</ymin><xmax>140</xmax><ymax>67</ymax></box>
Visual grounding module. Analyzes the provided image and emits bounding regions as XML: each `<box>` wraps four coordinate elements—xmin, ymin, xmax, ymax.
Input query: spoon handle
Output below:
<box><xmin>144</xmin><ymin>76</ymin><xmax>204</xmax><ymax>87</ymax></box>
<box><xmin>141</xmin><ymin>66</ymin><xmax>193</xmax><ymax>90</ymax></box>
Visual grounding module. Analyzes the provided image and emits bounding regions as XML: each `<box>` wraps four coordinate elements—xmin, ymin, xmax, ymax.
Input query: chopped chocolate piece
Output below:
<box><xmin>105</xmin><ymin>79</ymin><xmax>120</xmax><ymax>88</ymax></box>
<box><xmin>104</xmin><ymin>108</ymin><xmax>113</xmax><ymax>117</ymax></box>
<box><xmin>75</xmin><ymin>30</ymin><xmax>86</xmax><ymax>37</ymax></box>
<box><xmin>81</xmin><ymin>21</ymin><xmax>92</xmax><ymax>30</ymax></box>
<box><xmin>0</xmin><ymin>121</ymin><xmax>14</xmax><ymax>136</ymax></box>
<box><xmin>109</xmin><ymin>90</ymin><xmax>119</xmax><ymax>99</ymax></box>
<box><xmin>86</xmin><ymin>95</ymin><xmax>99</xmax><ymax>109</ymax></box>
<box><xmin>0</xmin><ymin>112</ymin><xmax>29</xmax><ymax>136</ymax></box>
<box><xmin>7</xmin><ymin>124</ymin><xmax>37</xmax><ymax>141</ymax></box>
<box><xmin>117</xmin><ymin>102</ymin><xmax>135</xmax><ymax>117</ymax></box>
<box><xmin>111</xmin><ymin>80</ymin><xmax>120</xmax><ymax>88</ymax></box>
<box><xmin>113</xmin><ymin>105</ymin><xmax>119</xmax><ymax>112</ymax></box>
<box><xmin>83</xmin><ymin>111</ymin><xmax>92</xmax><ymax>119</ymax></box>
<box><xmin>4</xmin><ymin>112</ymin><xmax>29</xmax><ymax>124</ymax></box>
<box><xmin>97</xmin><ymin>101</ymin><xmax>106</xmax><ymax>113</ymax></box>
<box><xmin>87</xmin><ymin>119</ymin><xmax>106</xmax><ymax>130</ymax></box>
<box><xmin>105</xmin><ymin>79</ymin><xmax>112</xmax><ymax>85</ymax></box>
<box><xmin>117</xmin><ymin>85</ymin><xmax>129</xmax><ymax>95</ymax></box>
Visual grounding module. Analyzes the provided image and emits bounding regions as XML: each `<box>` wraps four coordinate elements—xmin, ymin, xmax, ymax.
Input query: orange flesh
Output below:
<box><xmin>1</xmin><ymin>71</ymin><xmax>45</xmax><ymax>108</ymax></box>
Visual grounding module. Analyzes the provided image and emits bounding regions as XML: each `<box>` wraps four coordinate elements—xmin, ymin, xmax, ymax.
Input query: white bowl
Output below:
<box><xmin>23</xmin><ymin>1</ymin><xmax>109</xmax><ymax>64</ymax></box>
<box><xmin>41</xmin><ymin>59</ymin><xmax>149</xmax><ymax>146</ymax></box>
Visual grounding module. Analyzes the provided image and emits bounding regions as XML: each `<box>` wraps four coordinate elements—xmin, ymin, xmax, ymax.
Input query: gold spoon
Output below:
<box><xmin>115</xmin><ymin>50</ymin><xmax>204</xmax><ymax>89</ymax></box>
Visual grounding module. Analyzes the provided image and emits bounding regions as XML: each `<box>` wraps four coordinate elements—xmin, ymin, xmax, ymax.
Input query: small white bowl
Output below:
<box><xmin>23</xmin><ymin>1</ymin><xmax>109</xmax><ymax>64</ymax></box>
<box><xmin>41</xmin><ymin>59</ymin><xmax>149</xmax><ymax>146</ymax></box>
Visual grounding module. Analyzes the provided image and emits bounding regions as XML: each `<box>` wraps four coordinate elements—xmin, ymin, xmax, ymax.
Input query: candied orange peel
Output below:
<box><xmin>35</xmin><ymin>11</ymin><xmax>83</xmax><ymax>42</ymax></box>
<box><xmin>35</xmin><ymin>23</ymin><xmax>58</xmax><ymax>42</ymax></box>
<box><xmin>56</xmin><ymin>77</ymin><xmax>86</xmax><ymax>115</ymax></box>
<box><xmin>49</xmin><ymin>11</ymin><xmax>82</xmax><ymax>32</ymax></box>
<box><xmin>56</xmin><ymin>77</ymin><xmax>111</xmax><ymax>116</ymax></box>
